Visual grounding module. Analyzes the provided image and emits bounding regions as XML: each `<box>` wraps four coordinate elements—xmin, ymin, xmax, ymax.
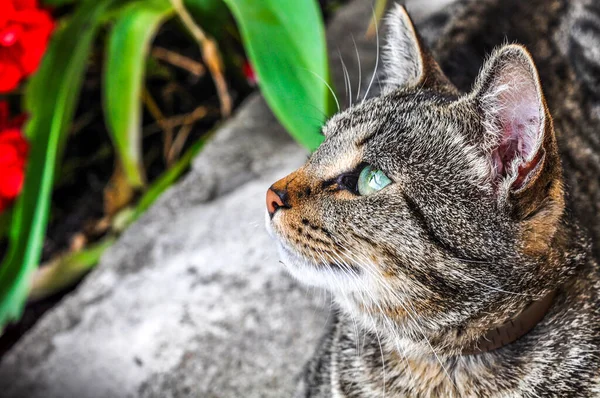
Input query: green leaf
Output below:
<box><xmin>220</xmin><ymin>0</ymin><xmax>332</xmax><ymax>151</ymax></box>
<box><xmin>0</xmin><ymin>210</ymin><xmax>12</xmax><ymax>239</ymax></box>
<box><xmin>28</xmin><ymin>237</ymin><xmax>116</xmax><ymax>303</ymax></box>
<box><xmin>0</xmin><ymin>0</ymin><xmax>116</xmax><ymax>330</ymax></box>
<box><xmin>104</xmin><ymin>0</ymin><xmax>174</xmax><ymax>188</ymax></box>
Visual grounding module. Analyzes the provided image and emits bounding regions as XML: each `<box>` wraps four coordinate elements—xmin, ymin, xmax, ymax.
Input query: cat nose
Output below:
<box><xmin>266</xmin><ymin>187</ymin><xmax>289</xmax><ymax>218</ymax></box>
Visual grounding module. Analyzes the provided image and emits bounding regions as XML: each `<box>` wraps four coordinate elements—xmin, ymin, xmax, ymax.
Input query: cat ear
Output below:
<box><xmin>473</xmin><ymin>45</ymin><xmax>562</xmax><ymax>216</ymax></box>
<box><xmin>383</xmin><ymin>5</ymin><xmax>453</xmax><ymax>91</ymax></box>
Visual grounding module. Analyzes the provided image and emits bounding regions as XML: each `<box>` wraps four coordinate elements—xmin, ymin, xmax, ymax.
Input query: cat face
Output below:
<box><xmin>266</xmin><ymin>5</ymin><xmax>566</xmax><ymax>353</ymax></box>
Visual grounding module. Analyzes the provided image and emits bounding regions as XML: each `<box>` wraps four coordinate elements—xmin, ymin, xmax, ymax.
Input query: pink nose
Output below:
<box><xmin>266</xmin><ymin>187</ymin><xmax>287</xmax><ymax>217</ymax></box>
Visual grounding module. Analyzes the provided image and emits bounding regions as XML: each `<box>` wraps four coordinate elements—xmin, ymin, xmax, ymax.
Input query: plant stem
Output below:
<box><xmin>152</xmin><ymin>46</ymin><xmax>205</xmax><ymax>76</ymax></box>
<box><xmin>170</xmin><ymin>0</ymin><xmax>232</xmax><ymax>117</ymax></box>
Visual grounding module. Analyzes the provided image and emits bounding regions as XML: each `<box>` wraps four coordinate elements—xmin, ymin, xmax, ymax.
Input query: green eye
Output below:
<box><xmin>357</xmin><ymin>165</ymin><xmax>392</xmax><ymax>195</ymax></box>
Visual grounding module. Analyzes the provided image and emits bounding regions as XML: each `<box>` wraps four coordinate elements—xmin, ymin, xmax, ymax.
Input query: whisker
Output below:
<box><xmin>363</xmin><ymin>3</ymin><xmax>380</xmax><ymax>102</ymax></box>
<box><xmin>393</xmin><ymin>284</ymin><xmax>460</xmax><ymax>394</ymax></box>
<box><xmin>352</xmin><ymin>34</ymin><xmax>363</xmax><ymax>102</ymax></box>
<box><xmin>301</xmin><ymin>68</ymin><xmax>341</xmax><ymax>113</ymax></box>
<box><xmin>335</xmin><ymin>244</ymin><xmax>419</xmax><ymax>393</ymax></box>
<box><xmin>338</xmin><ymin>49</ymin><xmax>352</xmax><ymax>108</ymax></box>
<box><xmin>447</xmin><ymin>266</ymin><xmax>535</xmax><ymax>297</ymax></box>
<box><xmin>328</xmin><ymin>250</ymin><xmax>364</xmax><ymax>355</ymax></box>
<box><xmin>318</xmin><ymin>250</ymin><xmax>383</xmax><ymax>390</ymax></box>
<box><xmin>338</xmin><ymin>244</ymin><xmax>458</xmax><ymax>392</ymax></box>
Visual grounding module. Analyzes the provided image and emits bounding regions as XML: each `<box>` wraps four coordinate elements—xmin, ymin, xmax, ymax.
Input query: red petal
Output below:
<box><xmin>14</xmin><ymin>20</ymin><xmax>53</xmax><ymax>76</ymax></box>
<box><xmin>0</xmin><ymin>129</ymin><xmax>29</xmax><ymax>158</ymax></box>
<box><xmin>0</xmin><ymin>25</ymin><xmax>23</xmax><ymax>46</ymax></box>
<box><xmin>12</xmin><ymin>0</ymin><xmax>37</xmax><ymax>11</ymax></box>
<box><xmin>12</xmin><ymin>9</ymin><xmax>52</xmax><ymax>26</ymax></box>
<box><xmin>0</xmin><ymin>128</ymin><xmax>26</xmax><ymax>141</ymax></box>
<box><xmin>243</xmin><ymin>61</ymin><xmax>257</xmax><ymax>85</ymax></box>
<box><xmin>0</xmin><ymin>143</ymin><xmax>19</xmax><ymax>165</ymax></box>
<box><xmin>0</xmin><ymin>165</ymin><xmax>25</xmax><ymax>198</ymax></box>
<box><xmin>16</xmin><ymin>45</ymin><xmax>44</xmax><ymax>74</ymax></box>
<box><xmin>0</xmin><ymin>2</ymin><xmax>16</xmax><ymax>29</ymax></box>
<box><xmin>0</xmin><ymin>59</ymin><xmax>22</xmax><ymax>93</ymax></box>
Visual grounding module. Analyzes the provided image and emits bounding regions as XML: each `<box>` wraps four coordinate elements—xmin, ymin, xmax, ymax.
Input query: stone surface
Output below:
<box><xmin>0</xmin><ymin>1</ymin><xmax>451</xmax><ymax>397</ymax></box>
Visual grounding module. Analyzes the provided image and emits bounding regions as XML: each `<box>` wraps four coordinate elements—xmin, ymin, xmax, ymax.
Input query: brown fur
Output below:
<box><xmin>266</xmin><ymin>1</ymin><xmax>600</xmax><ymax>396</ymax></box>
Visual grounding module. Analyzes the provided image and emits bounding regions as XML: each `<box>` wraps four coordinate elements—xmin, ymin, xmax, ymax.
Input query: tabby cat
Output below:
<box><xmin>265</xmin><ymin>0</ymin><xmax>600</xmax><ymax>396</ymax></box>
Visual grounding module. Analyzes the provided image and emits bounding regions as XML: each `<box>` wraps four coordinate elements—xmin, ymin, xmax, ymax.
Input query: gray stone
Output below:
<box><xmin>0</xmin><ymin>1</ymin><xmax>452</xmax><ymax>397</ymax></box>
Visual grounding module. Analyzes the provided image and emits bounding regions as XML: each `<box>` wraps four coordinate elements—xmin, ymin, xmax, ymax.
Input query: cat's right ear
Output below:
<box><xmin>383</xmin><ymin>5</ymin><xmax>453</xmax><ymax>91</ymax></box>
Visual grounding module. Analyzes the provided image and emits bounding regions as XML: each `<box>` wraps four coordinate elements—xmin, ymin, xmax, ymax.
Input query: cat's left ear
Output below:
<box><xmin>383</xmin><ymin>5</ymin><xmax>453</xmax><ymax>92</ymax></box>
<box><xmin>472</xmin><ymin>45</ymin><xmax>563</xmax><ymax>219</ymax></box>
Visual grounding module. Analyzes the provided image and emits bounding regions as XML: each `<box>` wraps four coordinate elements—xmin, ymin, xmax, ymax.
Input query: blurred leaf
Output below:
<box><xmin>104</xmin><ymin>0</ymin><xmax>174</xmax><ymax>188</ymax></box>
<box><xmin>0</xmin><ymin>0</ymin><xmax>116</xmax><ymax>330</ymax></box>
<box><xmin>366</xmin><ymin>0</ymin><xmax>388</xmax><ymax>38</ymax></box>
<box><xmin>221</xmin><ymin>0</ymin><xmax>332</xmax><ymax>150</ymax></box>
<box><xmin>112</xmin><ymin>207</ymin><xmax>136</xmax><ymax>233</ymax></box>
<box><xmin>0</xmin><ymin>210</ymin><xmax>11</xmax><ymax>239</ymax></box>
<box><xmin>28</xmin><ymin>237</ymin><xmax>116</xmax><ymax>302</ymax></box>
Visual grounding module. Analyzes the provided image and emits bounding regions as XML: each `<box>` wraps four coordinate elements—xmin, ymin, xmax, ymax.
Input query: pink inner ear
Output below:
<box><xmin>488</xmin><ymin>71</ymin><xmax>543</xmax><ymax>185</ymax></box>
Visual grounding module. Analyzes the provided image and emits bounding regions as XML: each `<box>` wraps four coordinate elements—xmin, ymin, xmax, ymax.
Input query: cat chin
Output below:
<box><xmin>272</xmin><ymin>241</ymin><xmax>368</xmax><ymax>294</ymax></box>
<box><xmin>265</xmin><ymin>211</ymin><xmax>374</xmax><ymax>294</ymax></box>
<box><xmin>276</xmin><ymin>243</ymin><xmax>369</xmax><ymax>293</ymax></box>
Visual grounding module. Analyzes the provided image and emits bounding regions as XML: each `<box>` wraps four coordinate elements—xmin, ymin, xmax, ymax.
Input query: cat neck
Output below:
<box><xmin>333</xmin><ymin>267</ymin><xmax>596</xmax><ymax>397</ymax></box>
<box><xmin>461</xmin><ymin>288</ymin><xmax>557</xmax><ymax>355</ymax></box>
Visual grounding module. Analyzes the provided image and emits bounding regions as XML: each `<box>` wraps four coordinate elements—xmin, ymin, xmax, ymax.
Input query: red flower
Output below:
<box><xmin>0</xmin><ymin>0</ymin><xmax>54</xmax><ymax>93</ymax></box>
<box><xmin>0</xmin><ymin>101</ymin><xmax>28</xmax><ymax>213</ymax></box>
<box><xmin>243</xmin><ymin>60</ymin><xmax>257</xmax><ymax>86</ymax></box>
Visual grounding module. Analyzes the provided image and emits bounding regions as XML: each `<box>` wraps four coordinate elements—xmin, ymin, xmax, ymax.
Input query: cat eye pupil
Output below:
<box><xmin>337</xmin><ymin>174</ymin><xmax>358</xmax><ymax>192</ymax></box>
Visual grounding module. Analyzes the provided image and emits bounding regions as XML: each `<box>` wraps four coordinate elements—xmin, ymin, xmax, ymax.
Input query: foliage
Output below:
<box><xmin>27</xmin><ymin>133</ymin><xmax>210</xmax><ymax>302</ymax></box>
<box><xmin>104</xmin><ymin>0</ymin><xmax>175</xmax><ymax>187</ymax></box>
<box><xmin>0</xmin><ymin>0</ymin><xmax>333</xmax><ymax>330</ymax></box>
<box><xmin>0</xmin><ymin>0</ymin><xmax>117</xmax><ymax>328</ymax></box>
<box><xmin>224</xmin><ymin>0</ymin><xmax>331</xmax><ymax>150</ymax></box>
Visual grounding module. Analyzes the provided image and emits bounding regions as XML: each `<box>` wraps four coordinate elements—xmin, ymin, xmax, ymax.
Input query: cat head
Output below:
<box><xmin>266</xmin><ymin>4</ymin><xmax>568</xmax><ymax>355</ymax></box>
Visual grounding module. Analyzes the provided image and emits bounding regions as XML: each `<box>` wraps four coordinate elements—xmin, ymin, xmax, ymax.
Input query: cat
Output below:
<box><xmin>265</xmin><ymin>0</ymin><xmax>600</xmax><ymax>396</ymax></box>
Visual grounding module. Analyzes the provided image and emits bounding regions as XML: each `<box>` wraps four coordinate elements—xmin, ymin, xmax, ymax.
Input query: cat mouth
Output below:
<box><xmin>267</xmin><ymin>232</ymin><xmax>364</xmax><ymax>292</ymax></box>
<box><xmin>276</xmin><ymin>242</ymin><xmax>364</xmax><ymax>290</ymax></box>
<box><xmin>265</xmin><ymin>210</ymin><xmax>366</xmax><ymax>292</ymax></box>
